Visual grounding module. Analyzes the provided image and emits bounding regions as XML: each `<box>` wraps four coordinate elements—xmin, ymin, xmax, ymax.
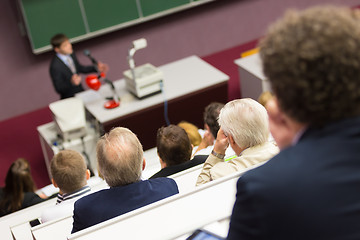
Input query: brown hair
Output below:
<box><xmin>203</xmin><ymin>102</ymin><xmax>224</xmax><ymax>138</ymax></box>
<box><xmin>177</xmin><ymin>121</ymin><xmax>202</xmax><ymax>146</ymax></box>
<box><xmin>260</xmin><ymin>6</ymin><xmax>360</xmax><ymax>126</ymax></box>
<box><xmin>51</xmin><ymin>150</ymin><xmax>87</xmax><ymax>194</ymax></box>
<box><xmin>50</xmin><ymin>33</ymin><xmax>68</xmax><ymax>49</ymax></box>
<box><xmin>157</xmin><ymin>125</ymin><xmax>192</xmax><ymax>167</ymax></box>
<box><xmin>257</xmin><ymin>91</ymin><xmax>274</xmax><ymax>107</ymax></box>
<box><xmin>0</xmin><ymin>158</ymin><xmax>36</xmax><ymax>213</ymax></box>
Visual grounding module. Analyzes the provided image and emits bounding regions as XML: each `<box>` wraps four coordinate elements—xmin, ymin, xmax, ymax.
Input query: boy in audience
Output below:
<box><xmin>193</xmin><ymin>102</ymin><xmax>232</xmax><ymax>156</ymax></box>
<box><xmin>196</xmin><ymin>98</ymin><xmax>279</xmax><ymax>185</ymax></box>
<box><xmin>227</xmin><ymin>6</ymin><xmax>360</xmax><ymax>239</ymax></box>
<box><xmin>72</xmin><ymin>127</ymin><xmax>179</xmax><ymax>233</ymax></box>
<box><xmin>41</xmin><ymin>150</ymin><xmax>91</xmax><ymax>223</ymax></box>
<box><xmin>149</xmin><ymin>125</ymin><xmax>207</xmax><ymax>179</ymax></box>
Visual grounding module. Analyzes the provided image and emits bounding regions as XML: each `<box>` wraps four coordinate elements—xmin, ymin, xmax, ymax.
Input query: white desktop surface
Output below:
<box><xmin>8</xmin><ymin>177</ymin><xmax>107</xmax><ymax>240</ymax></box>
<box><xmin>68</xmin><ymin>173</ymin><xmax>239</xmax><ymax>240</ymax></box>
<box><xmin>0</xmin><ymin>199</ymin><xmax>57</xmax><ymax>240</ymax></box>
<box><xmin>76</xmin><ymin>55</ymin><xmax>229</xmax><ymax>124</ymax></box>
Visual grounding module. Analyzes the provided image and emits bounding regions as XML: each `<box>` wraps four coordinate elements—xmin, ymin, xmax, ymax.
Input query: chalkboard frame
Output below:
<box><xmin>19</xmin><ymin>0</ymin><xmax>214</xmax><ymax>54</ymax></box>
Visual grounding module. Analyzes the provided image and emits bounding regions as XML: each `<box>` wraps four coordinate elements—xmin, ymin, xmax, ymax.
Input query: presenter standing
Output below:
<box><xmin>49</xmin><ymin>33</ymin><xmax>109</xmax><ymax>99</ymax></box>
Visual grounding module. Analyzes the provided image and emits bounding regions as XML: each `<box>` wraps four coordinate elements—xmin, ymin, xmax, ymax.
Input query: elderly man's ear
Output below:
<box><xmin>227</xmin><ymin>133</ymin><xmax>246</xmax><ymax>156</ymax></box>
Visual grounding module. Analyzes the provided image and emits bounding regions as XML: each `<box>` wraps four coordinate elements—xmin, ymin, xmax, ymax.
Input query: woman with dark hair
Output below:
<box><xmin>0</xmin><ymin>158</ymin><xmax>45</xmax><ymax>216</ymax></box>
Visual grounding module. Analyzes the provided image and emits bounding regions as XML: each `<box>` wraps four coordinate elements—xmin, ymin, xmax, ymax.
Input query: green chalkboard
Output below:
<box><xmin>20</xmin><ymin>0</ymin><xmax>213</xmax><ymax>54</ymax></box>
<box><xmin>83</xmin><ymin>0</ymin><xmax>139</xmax><ymax>32</ymax></box>
<box><xmin>21</xmin><ymin>0</ymin><xmax>87</xmax><ymax>51</ymax></box>
<box><xmin>140</xmin><ymin>0</ymin><xmax>190</xmax><ymax>17</ymax></box>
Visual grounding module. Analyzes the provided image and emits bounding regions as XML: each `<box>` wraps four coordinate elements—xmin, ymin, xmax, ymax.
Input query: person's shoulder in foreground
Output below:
<box><xmin>227</xmin><ymin>5</ymin><xmax>360</xmax><ymax>240</ymax></box>
<box><xmin>228</xmin><ymin>116</ymin><xmax>360</xmax><ymax>239</ymax></box>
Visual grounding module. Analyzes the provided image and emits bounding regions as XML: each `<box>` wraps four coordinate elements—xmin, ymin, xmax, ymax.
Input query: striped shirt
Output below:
<box><xmin>56</xmin><ymin>186</ymin><xmax>91</xmax><ymax>205</ymax></box>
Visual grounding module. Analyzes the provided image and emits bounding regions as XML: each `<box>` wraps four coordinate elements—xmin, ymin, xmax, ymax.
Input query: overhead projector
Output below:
<box><xmin>123</xmin><ymin>38</ymin><xmax>163</xmax><ymax>99</ymax></box>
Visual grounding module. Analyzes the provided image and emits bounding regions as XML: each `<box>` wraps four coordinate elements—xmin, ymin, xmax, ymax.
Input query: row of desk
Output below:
<box><xmin>37</xmin><ymin>53</ymin><xmax>266</xmax><ymax>184</ymax></box>
<box><xmin>76</xmin><ymin>55</ymin><xmax>229</xmax><ymax>150</ymax></box>
<box><xmin>30</xmin><ymin>162</ymin><xmax>266</xmax><ymax>240</ymax></box>
<box><xmin>9</xmin><ymin>166</ymin><xmax>241</xmax><ymax>240</ymax></box>
<box><xmin>79</xmin><ymin>53</ymin><xmax>266</xmax><ymax>137</ymax></box>
<box><xmin>75</xmin><ymin>53</ymin><xmax>266</xmax><ymax>147</ymax></box>
<box><xmin>24</xmin><ymin>53</ymin><xmax>268</xmax><ymax>239</ymax></box>
<box><xmin>38</xmin><ymin>55</ymin><xmax>229</xmax><ymax>179</ymax></box>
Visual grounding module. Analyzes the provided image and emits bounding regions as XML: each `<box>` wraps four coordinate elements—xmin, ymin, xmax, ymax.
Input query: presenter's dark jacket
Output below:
<box><xmin>71</xmin><ymin>177</ymin><xmax>179</xmax><ymax>233</ymax></box>
<box><xmin>149</xmin><ymin>155</ymin><xmax>208</xmax><ymax>179</ymax></box>
<box><xmin>49</xmin><ymin>53</ymin><xmax>96</xmax><ymax>99</ymax></box>
<box><xmin>227</xmin><ymin>116</ymin><xmax>360</xmax><ymax>240</ymax></box>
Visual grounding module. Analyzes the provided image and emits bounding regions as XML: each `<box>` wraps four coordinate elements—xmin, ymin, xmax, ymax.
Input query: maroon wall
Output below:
<box><xmin>1</xmin><ymin>0</ymin><xmax>358</xmax><ymax>121</ymax></box>
<box><xmin>0</xmin><ymin>0</ymin><xmax>359</xmax><ymax>188</ymax></box>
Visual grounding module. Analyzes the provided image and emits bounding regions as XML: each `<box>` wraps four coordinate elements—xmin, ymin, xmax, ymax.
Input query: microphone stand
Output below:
<box><xmin>84</xmin><ymin>50</ymin><xmax>120</xmax><ymax>104</ymax></box>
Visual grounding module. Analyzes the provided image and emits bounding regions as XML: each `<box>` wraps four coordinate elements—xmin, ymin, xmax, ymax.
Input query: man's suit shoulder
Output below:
<box><xmin>77</xmin><ymin>178</ymin><xmax>178</xmax><ymax>202</ymax></box>
<box><xmin>237</xmin><ymin>146</ymin><xmax>300</xmax><ymax>194</ymax></box>
<box><xmin>149</xmin><ymin>156</ymin><xmax>206</xmax><ymax>179</ymax></box>
<box><xmin>146</xmin><ymin>177</ymin><xmax>179</xmax><ymax>192</ymax></box>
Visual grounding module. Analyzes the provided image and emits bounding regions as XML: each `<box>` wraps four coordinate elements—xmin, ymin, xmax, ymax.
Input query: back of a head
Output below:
<box><xmin>203</xmin><ymin>102</ymin><xmax>225</xmax><ymax>139</ymax></box>
<box><xmin>177</xmin><ymin>121</ymin><xmax>202</xmax><ymax>146</ymax></box>
<box><xmin>51</xmin><ymin>150</ymin><xmax>87</xmax><ymax>194</ymax></box>
<box><xmin>258</xmin><ymin>91</ymin><xmax>274</xmax><ymax>107</ymax></box>
<box><xmin>5</xmin><ymin>158</ymin><xmax>35</xmax><ymax>193</ymax></box>
<box><xmin>1</xmin><ymin>158</ymin><xmax>35</xmax><ymax>212</ymax></box>
<box><xmin>50</xmin><ymin>33</ymin><xmax>68</xmax><ymax>49</ymax></box>
<box><xmin>157</xmin><ymin>125</ymin><xmax>192</xmax><ymax>167</ymax></box>
<box><xmin>219</xmin><ymin>98</ymin><xmax>269</xmax><ymax>149</ymax></box>
<box><xmin>260</xmin><ymin>5</ymin><xmax>360</xmax><ymax>126</ymax></box>
<box><xmin>97</xmin><ymin>127</ymin><xmax>143</xmax><ymax>187</ymax></box>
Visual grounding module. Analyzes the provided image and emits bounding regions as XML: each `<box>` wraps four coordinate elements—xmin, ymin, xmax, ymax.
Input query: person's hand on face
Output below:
<box><xmin>213</xmin><ymin>128</ymin><xmax>229</xmax><ymax>155</ymax></box>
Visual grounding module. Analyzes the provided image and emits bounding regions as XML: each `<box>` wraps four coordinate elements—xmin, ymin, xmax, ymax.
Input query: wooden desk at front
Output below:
<box><xmin>76</xmin><ymin>55</ymin><xmax>229</xmax><ymax>150</ymax></box>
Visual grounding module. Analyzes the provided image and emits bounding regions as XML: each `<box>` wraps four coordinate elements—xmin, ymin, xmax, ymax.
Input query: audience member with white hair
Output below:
<box><xmin>196</xmin><ymin>98</ymin><xmax>279</xmax><ymax>185</ymax></box>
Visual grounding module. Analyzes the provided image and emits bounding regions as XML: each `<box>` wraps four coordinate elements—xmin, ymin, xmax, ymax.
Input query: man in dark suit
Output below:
<box><xmin>227</xmin><ymin>6</ymin><xmax>360</xmax><ymax>240</ymax></box>
<box><xmin>71</xmin><ymin>127</ymin><xmax>179</xmax><ymax>233</ymax></box>
<box><xmin>149</xmin><ymin>125</ymin><xmax>207</xmax><ymax>179</ymax></box>
<box><xmin>49</xmin><ymin>33</ymin><xmax>108</xmax><ymax>99</ymax></box>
